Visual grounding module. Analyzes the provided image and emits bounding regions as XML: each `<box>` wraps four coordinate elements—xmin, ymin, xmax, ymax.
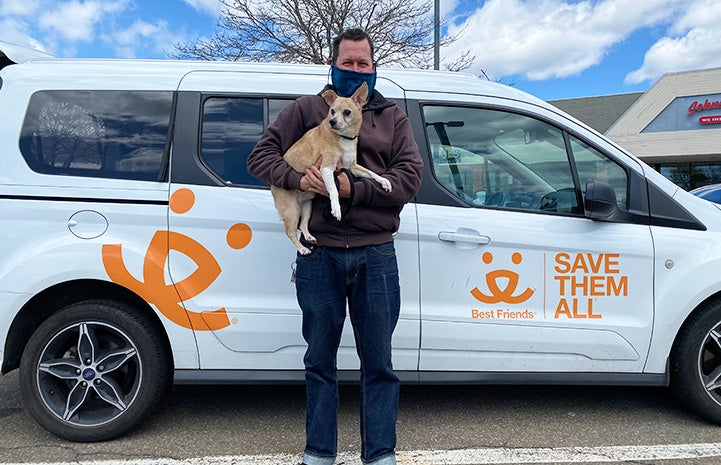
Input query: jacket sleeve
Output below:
<box><xmin>246</xmin><ymin>99</ymin><xmax>306</xmax><ymax>190</ymax></box>
<box><xmin>353</xmin><ymin>107</ymin><xmax>423</xmax><ymax>207</ymax></box>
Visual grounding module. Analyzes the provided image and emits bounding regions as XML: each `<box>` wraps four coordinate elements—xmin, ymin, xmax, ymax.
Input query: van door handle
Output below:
<box><xmin>438</xmin><ymin>229</ymin><xmax>490</xmax><ymax>245</ymax></box>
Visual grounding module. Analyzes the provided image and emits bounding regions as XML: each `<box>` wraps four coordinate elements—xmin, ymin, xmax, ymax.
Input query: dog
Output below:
<box><xmin>271</xmin><ymin>82</ymin><xmax>392</xmax><ymax>255</ymax></box>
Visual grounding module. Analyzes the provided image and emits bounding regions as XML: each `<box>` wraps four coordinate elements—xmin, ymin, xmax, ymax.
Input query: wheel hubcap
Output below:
<box><xmin>82</xmin><ymin>368</ymin><xmax>96</xmax><ymax>381</ymax></box>
<box><xmin>36</xmin><ymin>321</ymin><xmax>141</xmax><ymax>427</ymax></box>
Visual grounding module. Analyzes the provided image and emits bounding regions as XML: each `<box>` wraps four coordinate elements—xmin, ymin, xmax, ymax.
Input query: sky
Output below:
<box><xmin>2</xmin><ymin>0</ymin><xmax>721</xmax><ymax>101</ymax></box>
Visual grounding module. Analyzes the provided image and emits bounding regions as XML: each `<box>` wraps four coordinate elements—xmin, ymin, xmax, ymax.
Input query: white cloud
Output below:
<box><xmin>440</xmin><ymin>0</ymin><xmax>459</xmax><ymax>18</ymax></box>
<box><xmin>625</xmin><ymin>29</ymin><xmax>721</xmax><ymax>84</ymax></box>
<box><xmin>0</xmin><ymin>0</ymin><xmax>44</xmax><ymax>51</ymax></box>
<box><xmin>626</xmin><ymin>0</ymin><xmax>721</xmax><ymax>84</ymax></box>
<box><xmin>423</xmin><ymin>0</ymin><xmax>459</xmax><ymax>22</ymax></box>
<box><xmin>183</xmin><ymin>0</ymin><xmax>221</xmax><ymax>17</ymax></box>
<box><xmin>441</xmin><ymin>0</ymin><xmax>681</xmax><ymax>81</ymax></box>
<box><xmin>0</xmin><ymin>17</ymin><xmax>46</xmax><ymax>50</ymax></box>
<box><xmin>102</xmin><ymin>19</ymin><xmax>183</xmax><ymax>58</ymax></box>
<box><xmin>670</xmin><ymin>0</ymin><xmax>721</xmax><ymax>33</ymax></box>
<box><xmin>0</xmin><ymin>0</ymin><xmax>39</xmax><ymax>16</ymax></box>
<box><xmin>37</xmin><ymin>0</ymin><xmax>130</xmax><ymax>42</ymax></box>
<box><xmin>0</xmin><ymin>0</ymin><xmax>194</xmax><ymax>58</ymax></box>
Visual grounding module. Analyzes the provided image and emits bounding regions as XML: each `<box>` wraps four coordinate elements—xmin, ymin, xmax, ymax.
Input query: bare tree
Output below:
<box><xmin>170</xmin><ymin>0</ymin><xmax>473</xmax><ymax>71</ymax></box>
<box><xmin>38</xmin><ymin>102</ymin><xmax>105</xmax><ymax>169</ymax></box>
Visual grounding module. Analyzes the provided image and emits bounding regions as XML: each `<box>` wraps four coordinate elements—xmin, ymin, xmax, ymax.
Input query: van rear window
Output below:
<box><xmin>19</xmin><ymin>90</ymin><xmax>173</xmax><ymax>181</ymax></box>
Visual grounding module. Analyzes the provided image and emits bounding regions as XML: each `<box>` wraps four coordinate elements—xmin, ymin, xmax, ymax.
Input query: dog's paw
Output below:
<box><xmin>332</xmin><ymin>208</ymin><xmax>342</xmax><ymax>221</ymax></box>
<box><xmin>298</xmin><ymin>245</ymin><xmax>312</xmax><ymax>255</ymax></box>
<box><xmin>303</xmin><ymin>232</ymin><xmax>317</xmax><ymax>244</ymax></box>
<box><xmin>331</xmin><ymin>201</ymin><xmax>342</xmax><ymax>220</ymax></box>
<box><xmin>379</xmin><ymin>177</ymin><xmax>392</xmax><ymax>193</ymax></box>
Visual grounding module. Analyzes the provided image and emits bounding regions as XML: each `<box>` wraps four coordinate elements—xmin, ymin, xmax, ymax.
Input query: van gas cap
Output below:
<box><xmin>68</xmin><ymin>210</ymin><xmax>109</xmax><ymax>239</ymax></box>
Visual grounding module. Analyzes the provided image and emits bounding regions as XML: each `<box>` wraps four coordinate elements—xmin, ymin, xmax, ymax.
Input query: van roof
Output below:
<box><xmin>0</xmin><ymin>41</ymin><xmax>547</xmax><ymax>109</ymax></box>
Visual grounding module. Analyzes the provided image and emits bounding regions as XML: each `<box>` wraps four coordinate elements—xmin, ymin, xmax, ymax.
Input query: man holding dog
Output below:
<box><xmin>247</xmin><ymin>29</ymin><xmax>423</xmax><ymax>465</ymax></box>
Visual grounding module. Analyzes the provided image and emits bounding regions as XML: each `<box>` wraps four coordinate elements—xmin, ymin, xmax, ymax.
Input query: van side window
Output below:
<box><xmin>201</xmin><ymin>97</ymin><xmax>264</xmax><ymax>186</ymax></box>
<box><xmin>268</xmin><ymin>99</ymin><xmax>293</xmax><ymax>126</ymax></box>
<box><xmin>569</xmin><ymin>137</ymin><xmax>628</xmax><ymax>210</ymax></box>
<box><xmin>423</xmin><ymin>105</ymin><xmax>579</xmax><ymax>213</ymax></box>
<box><xmin>19</xmin><ymin>91</ymin><xmax>172</xmax><ymax>181</ymax></box>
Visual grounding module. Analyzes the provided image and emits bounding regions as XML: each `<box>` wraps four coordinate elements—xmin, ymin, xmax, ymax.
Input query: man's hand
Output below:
<box><xmin>299</xmin><ymin>159</ymin><xmax>326</xmax><ymax>193</ymax></box>
<box><xmin>300</xmin><ymin>158</ymin><xmax>351</xmax><ymax>198</ymax></box>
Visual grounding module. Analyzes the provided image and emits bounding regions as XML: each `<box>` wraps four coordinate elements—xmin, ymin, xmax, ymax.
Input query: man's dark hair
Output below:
<box><xmin>331</xmin><ymin>28</ymin><xmax>375</xmax><ymax>63</ymax></box>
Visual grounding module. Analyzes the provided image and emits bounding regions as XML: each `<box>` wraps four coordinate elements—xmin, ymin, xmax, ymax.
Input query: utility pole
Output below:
<box><xmin>433</xmin><ymin>0</ymin><xmax>439</xmax><ymax>70</ymax></box>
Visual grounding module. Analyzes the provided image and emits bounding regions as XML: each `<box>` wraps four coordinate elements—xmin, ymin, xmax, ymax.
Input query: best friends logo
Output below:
<box><xmin>471</xmin><ymin>251</ymin><xmax>534</xmax><ymax>304</ymax></box>
<box><xmin>102</xmin><ymin>188</ymin><xmax>252</xmax><ymax>331</ymax></box>
<box><xmin>470</xmin><ymin>251</ymin><xmax>536</xmax><ymax>320</ymax></box>
<box><xmin>470</xmin><ymin>251</ymin><xmax>629</xmax><ymax>320</ymax></box>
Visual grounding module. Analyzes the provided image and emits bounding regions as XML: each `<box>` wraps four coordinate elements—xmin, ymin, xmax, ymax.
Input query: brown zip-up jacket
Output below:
<box><xmin>247</xmin><ymin>85</ymin><xmax>423</xmax><ymax>248</ymax></box>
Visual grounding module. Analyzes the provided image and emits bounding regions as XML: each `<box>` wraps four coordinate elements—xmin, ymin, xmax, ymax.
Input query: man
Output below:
<box><xmin>247</xmin><ymin>29</ymin><xmax>423</xmax><ymax>465</ymax></box>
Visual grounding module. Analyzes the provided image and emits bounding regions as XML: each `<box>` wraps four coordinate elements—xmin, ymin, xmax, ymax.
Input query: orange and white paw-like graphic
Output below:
<box><xmin>102</xmin><ymin>188</ymin><xmax>251</xmax><ymax>331</ymax></box>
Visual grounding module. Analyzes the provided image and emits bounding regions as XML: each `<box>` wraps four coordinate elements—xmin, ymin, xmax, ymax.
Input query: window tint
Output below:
<box><xmin>269</xmin><ymin>99</ymin><xmax>293</xmax><ymax>125</ymax></box>
<box><xmin>201</xmin><ymin>97</ymin><xmax>264</xmax><ymax>186</ymax></box>
<box><xmin>569</xmin><ymin>137</ymin><xmax>628</xmax><ymax>210</ymax></box>
<box><xmin>20</xmin><ymin>90</ymin><xmax>172</xmax><ymax>181</ymax></box>
<box><xmin>423</xmin><ymin>106</ymin><xmax>579</xmax><ymax>213</ymax></box>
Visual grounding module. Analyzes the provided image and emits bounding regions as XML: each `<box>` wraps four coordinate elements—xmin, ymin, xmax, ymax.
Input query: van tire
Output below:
<box><xmin>19</xmin><ymin>299</ymin><xmax>169</xmax><ymax>441</ymax></box>
<box><xmin>671</xmin><ymin>296</ymin><xmax>721</xmax><ymax>424</ymax></box>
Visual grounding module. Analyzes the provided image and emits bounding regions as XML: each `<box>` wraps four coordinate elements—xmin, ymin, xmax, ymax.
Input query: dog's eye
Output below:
<box><xmin>343</xmin><ymin>109</ymin><xmax>351</xmax><ymax>116</ymax></box>
<box><xmin>330</xmin><ymin>109</ymin><xmax>336</xmax><ymax>115</ymax></box>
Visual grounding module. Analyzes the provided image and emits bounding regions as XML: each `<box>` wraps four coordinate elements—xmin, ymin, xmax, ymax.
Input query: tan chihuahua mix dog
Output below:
<box><xmin>271</xmin><ymin>82</ymin><xmax>392</xmax><ymax>255</ymax></box>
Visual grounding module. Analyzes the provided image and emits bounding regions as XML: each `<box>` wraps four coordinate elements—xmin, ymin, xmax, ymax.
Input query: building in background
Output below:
<box><xmin>550</xmin><ymin>68</ymin><xmax>721</xmax><ymax>191</ymax></box>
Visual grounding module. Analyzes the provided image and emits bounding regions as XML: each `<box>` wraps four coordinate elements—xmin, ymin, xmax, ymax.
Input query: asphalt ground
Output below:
<box><xmin>3</xmin><ymin>369</ymin><xmax>721</xmax><ymax>464</ymax></box>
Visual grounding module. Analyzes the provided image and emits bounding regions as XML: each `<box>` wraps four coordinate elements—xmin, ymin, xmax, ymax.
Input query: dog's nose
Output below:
<box><xmin>329</xmin><ymin>118</ymin><xmax>337</xmax><ymax>127</ymax></box>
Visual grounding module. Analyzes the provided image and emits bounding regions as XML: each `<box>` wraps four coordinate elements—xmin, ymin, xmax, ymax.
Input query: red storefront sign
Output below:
<box><xmin>689</xmin><ymin>99</ymin><xmax>721</xmax><ymax>117</ymax></box>
<box><xmin>699</xmin><ymin>115</ymin><xmax>721</xmax><ymax>125</ymax></box>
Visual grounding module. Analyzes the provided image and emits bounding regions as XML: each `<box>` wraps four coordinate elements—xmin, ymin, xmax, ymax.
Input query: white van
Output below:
<box><xmin>2</xmin><ymin>40</ymin><xmax>721</xmax><ymax>442</ymax></box>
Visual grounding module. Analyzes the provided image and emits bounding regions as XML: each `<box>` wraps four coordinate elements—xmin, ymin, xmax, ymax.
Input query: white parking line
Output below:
<box><xmin>4</xmin><ymin>443</ymin><xmax>721</xmax><ymax>465</ymax></box>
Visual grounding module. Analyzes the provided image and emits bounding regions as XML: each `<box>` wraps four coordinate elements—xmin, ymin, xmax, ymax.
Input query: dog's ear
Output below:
<box><xmin>322</xmin><ymin>89</ymin><xmax>338</xmax><ymax>106</ymax></box>
<box><xmin>351</xmin><ymin>82</ymin><xmax>369</xmax><ymax>107</ymax></box>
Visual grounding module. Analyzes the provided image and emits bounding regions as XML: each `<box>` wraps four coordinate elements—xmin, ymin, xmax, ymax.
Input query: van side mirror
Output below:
<box><xmin>584</xmin><ymin>179</ymin><xmax>618</xmax><ymax>220</ymax></box>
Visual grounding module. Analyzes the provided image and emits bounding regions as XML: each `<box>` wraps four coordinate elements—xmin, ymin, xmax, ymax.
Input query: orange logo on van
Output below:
<box><xmin>102</xmin><ymin>188</ymin><xmax>252</xmax><ymax>331</ymax></box>
<box><xmin>470</xmin><ymin>251</ymin><xmax>535</xmax><ymax>304</ymax></box>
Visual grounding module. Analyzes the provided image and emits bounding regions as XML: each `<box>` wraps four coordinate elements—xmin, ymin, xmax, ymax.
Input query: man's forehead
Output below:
<box><xmin>338</xmin><ymin>39</ymin><xmax>371</xmax><ymax>57</ymax></box>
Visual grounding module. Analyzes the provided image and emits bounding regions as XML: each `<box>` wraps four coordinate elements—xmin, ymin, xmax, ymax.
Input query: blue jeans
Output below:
<box><xmin>295</xmin><ymin>242</ymin><xmax>401</xmax><ymax>465</ymax></box>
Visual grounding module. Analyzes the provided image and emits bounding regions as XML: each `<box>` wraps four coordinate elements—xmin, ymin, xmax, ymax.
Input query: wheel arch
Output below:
<box><xmin>665</xmin><ymin>290</ymin><xmax>721</xmax><ymax>424</ymax></box>
<box><xmin>2</xmin><ymin>279</ymin><xmax>174</xmax><ymax>375</ymax></box>
<box><xmin>669</xmin><ymin>290</ymin><xmax>721</xmax><ymax>370</ymax></box>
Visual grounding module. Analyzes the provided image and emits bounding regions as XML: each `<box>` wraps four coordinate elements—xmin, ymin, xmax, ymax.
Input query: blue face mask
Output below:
<box><xmin>330</xmin><ymin>63</ymin><xmax>376</xmax><ymax>98</ymax></box>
